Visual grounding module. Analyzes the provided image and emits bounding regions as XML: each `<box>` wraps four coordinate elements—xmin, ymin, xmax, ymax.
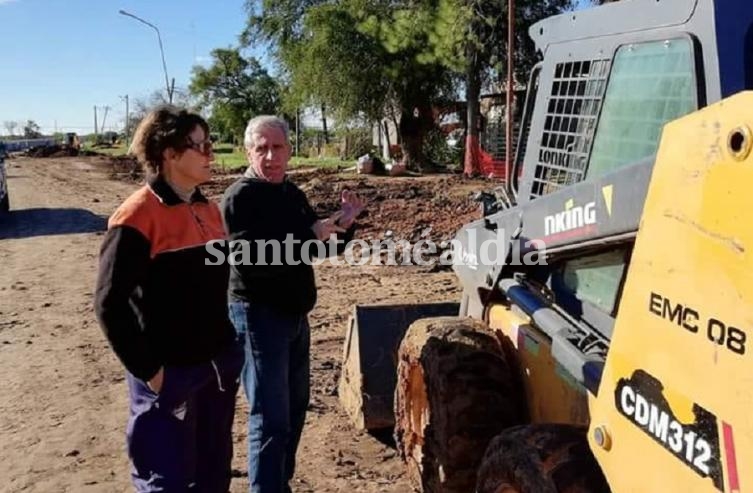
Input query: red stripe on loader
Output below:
<box><xmin>723</xmin><ymin>422</ymin><xmax>740</xmax><ymax>492</ymax></box>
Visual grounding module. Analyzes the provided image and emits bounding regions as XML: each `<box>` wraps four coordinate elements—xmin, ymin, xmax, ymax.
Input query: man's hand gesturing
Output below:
<box><xmin>338</xmin><ymin>190</ymin><xmax>364</xmax><ymax>229</ymax></box>
<box><xmin>311</xmin><ymin>211</ymin><xmax>346</xmax><ymax>241</ymax></box>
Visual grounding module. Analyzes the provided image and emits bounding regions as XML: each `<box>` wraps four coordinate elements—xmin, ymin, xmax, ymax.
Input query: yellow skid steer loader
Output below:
<box><xmin>340</xmin><ymin>0</ymin><xmax>753</xmax><ymax>491</ymax></box>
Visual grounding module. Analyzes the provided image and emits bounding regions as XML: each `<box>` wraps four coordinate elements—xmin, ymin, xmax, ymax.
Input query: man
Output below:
<box><xmin>222</xmin><ymin>115</ymin><xmax>364</xmax><ymax>492</ymax></box>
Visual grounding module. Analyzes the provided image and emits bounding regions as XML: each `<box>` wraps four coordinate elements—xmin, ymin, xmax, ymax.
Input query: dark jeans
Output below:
<box><xmin>228</xmin><ymin>301</ymin><xmax>311</xmax><ymax>493</ymax></box>
<box><xmin>125</xmin><ymin>341</ymin><xmax>244</xmax><ymax>493</ymax></box>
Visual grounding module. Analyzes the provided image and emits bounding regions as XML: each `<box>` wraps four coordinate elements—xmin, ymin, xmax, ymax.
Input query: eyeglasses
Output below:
<box><xmin>186</xmin><ymin>138</ymin><xmax>213</xmax><ymax>156</ymax></box>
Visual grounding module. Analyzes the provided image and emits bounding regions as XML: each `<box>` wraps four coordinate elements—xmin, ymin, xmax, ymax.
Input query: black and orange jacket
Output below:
<box><xmin>94</xmin><ymin>175</ymin><xmax>235</xmax><ymax>381</ymax></box>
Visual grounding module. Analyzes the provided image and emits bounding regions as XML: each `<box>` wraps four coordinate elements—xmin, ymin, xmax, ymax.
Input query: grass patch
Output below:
<box><xmin>213</xmin><ymin>149</ymin><xmax>248</xmax><ymax>169</ymax></box>
<box><xmin>213</xmin><ymin>144</ymin><xmax>347</xmax><ymax>170</ymax></box>
<box><xmin>291</xmin><ymin>156</ymin><xmax>345</xmax><ymax>168</ymax></box>
<box><xmin>85</xmin><ymin>142</ymin><xmax>348</xmax><ymax>170</ymax></box>
<box><xmin>83</xmin><ymin>144</ymin><xmax>129</xmax><ymax>156</ymax></box>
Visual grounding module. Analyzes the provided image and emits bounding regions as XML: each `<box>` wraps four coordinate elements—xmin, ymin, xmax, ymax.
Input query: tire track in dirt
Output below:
<box><xmin>0</xmin><ymin>158</ymin><xmax>135</xmax><ymax>492</ymax></box>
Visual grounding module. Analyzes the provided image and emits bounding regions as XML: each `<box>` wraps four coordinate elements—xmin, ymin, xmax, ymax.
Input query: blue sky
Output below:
<box><xmin>0</xmin><ymin>0</ymin><xmax>594</xmax><ymax>136</ymax></box>
<box><xmin>0</xmin><ymin>0</ymin><xmax>257</xmax><ymax>135</ymax></box>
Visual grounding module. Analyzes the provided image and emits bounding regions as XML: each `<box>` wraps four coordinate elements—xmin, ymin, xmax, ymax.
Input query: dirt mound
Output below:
<box><xmin>202</xmin><ymin>169</ymin><xmax>484</xmax><ymax>249</ymax></box>
<box><xmin>90</xmin><ymin>155</ymin><xmax>143</xmax><ymax>182</ymax></box>
<box><xmin>78</xmin><ymin>149</ymin><xmax>103</xmax><ymax>157</ymax></box>
<box><xmin>102</xmin><ymin>157</ymin><xmax>488</xmax><ymax>254</ymax></box>
<box><xmin>108</xmin><ymin>155</ymin><xmax>141</xmax><ymax>174</ymax></box>
<box><xmin>23</xmin><ymin>145</ymin><xmax>103</xmax><ymax>158</ymax></box>
<box><xmin>25</xmin><ymin>145</ymin><xmax>76</xmax><ymax>158</ymax></box>
<box><xmin>294</xmin><ymin>172</ymin><xmax>483</xmax><ymax>246</ymax></box>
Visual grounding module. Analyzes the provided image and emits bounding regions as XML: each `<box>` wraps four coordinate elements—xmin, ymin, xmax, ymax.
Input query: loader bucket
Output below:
<box><xmin>338</xmin><ymin>301</ymin><xmax>460</xmax><ymax>430</ymax></box>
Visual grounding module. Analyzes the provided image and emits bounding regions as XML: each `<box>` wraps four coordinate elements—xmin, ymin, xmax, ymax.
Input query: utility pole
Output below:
<box><xmin>94</xmin><ymin>106</ymin><xmax>99</xmax><ymax>141</ymax></box>
<box><xmin>100</xmin><ymin>106</ymin><xmax>111</xmax><ymax>135</ymax></box>
<box><xmin>120</xmin><ymin>95</ymin><xmax>130</xmax><ymax>147</ymax></box>
<box><xmin>505</xmin><ymin>0</ymin><xmax>515</xmax><ymax>187</ymax></box>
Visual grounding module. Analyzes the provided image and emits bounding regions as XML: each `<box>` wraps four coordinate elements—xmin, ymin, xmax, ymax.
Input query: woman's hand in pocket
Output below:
<box><xmin>147</xmin><ymin>367</ymin><xmax>165</xmax><ymax>394</ymax></box>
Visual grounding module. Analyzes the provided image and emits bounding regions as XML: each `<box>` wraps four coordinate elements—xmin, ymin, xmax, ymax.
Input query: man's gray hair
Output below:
<box><xmin>244</xmin><ymin>115</ymin><xmax>290</xmax><ymax>149</ymax></box>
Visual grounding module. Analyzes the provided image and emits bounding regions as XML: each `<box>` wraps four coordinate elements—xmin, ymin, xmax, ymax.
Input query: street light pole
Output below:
<box><xmin>505</xmin><ymin>0</ymin><xmax>515</xmax><ymax>188</ymax></box>
<box><xmin>118</xmin><ymin>9</ymin><xmax>173</xmax><ymax>104</ymax></box>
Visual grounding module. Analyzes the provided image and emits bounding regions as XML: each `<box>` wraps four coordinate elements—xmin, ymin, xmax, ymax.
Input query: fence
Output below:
<box><xmin>2</xmin><ymin>138</ymin><xmax>58</xmax><ymax>153</ymax></box>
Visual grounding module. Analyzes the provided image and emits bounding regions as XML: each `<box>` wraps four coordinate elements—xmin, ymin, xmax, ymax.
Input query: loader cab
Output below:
<box><xmin>488</xmin><ymin>0</ymin><xmax>753</xmax><ymax>328</ymax></box>
<box><xmin>341</xmin><ymin>2</ymin><xmax>753</xmax><ymax>490</ymax></box>
<box><xmin>456</xmin><ymin>0</ymin><xmax>753</xmax><ymax>400</ymax></box>
<box><xmin>361</xmin><ymin>1</ymin><xmax>753</xmax><ymax>490</ymax></box>
<box><xmin>512</xmin><ymin>0</ymin><xmax>753</xmax><ymax>202</ymax></box>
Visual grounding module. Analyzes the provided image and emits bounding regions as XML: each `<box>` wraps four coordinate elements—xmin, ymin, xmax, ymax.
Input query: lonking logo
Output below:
<box><xmin>539</xmin><ymin>149</ymin><xmax>571</xmax><ymax>168</ymax></box>
<box><xmin>544</xmin><ymin>199</ymin><xmax>596</xmax><ymax>237</ymax></box>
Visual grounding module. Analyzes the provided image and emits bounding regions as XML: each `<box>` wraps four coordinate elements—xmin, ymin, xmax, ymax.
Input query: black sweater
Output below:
<box><xmin>221</xmin><ymin>175</ymin><xmax>354</xmax><ymax>315</ymax></box>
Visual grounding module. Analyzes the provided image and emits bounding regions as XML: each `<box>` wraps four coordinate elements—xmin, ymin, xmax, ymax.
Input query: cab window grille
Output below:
<box><xmin>531</xmin><ymin>59</ymin><xmax>610</xmax><ymax>198</ymax></box>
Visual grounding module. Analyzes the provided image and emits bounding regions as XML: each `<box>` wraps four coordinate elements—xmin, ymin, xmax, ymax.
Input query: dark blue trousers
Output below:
<box><xmin>228</xmin><ymin>302</ymin><xmax>311</xmax><ymax>493</ymax></box>
<box><xmin>125</xmin><ymin>342</ymin><xmax>244</xmax><ymax>492</ymax></box>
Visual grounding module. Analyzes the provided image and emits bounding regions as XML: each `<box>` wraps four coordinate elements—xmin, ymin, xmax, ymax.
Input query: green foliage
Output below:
<box><xmin>23</xmin><ymin>120</ymin><xmax>42</xmax><ymax>139</ymax></box>
<box><xmin>243</xmin><ymin>0</ymin><xmax>457</xmax><ymax>121</ymax></box>
<box><xmin>424</xmin><ymin>127</ymin><xmax>463</xmax><ymax>168</ymax></box>
<box><xmin>189</xmin><ymin>48</ymin><xmax>281</xmax><ymax>143</ymax></box>
<box><xmin>280</xmin><ymin>4</ymin><xmax>390</xmax><ymax>121</ymax></box>
<box><xmin>240</xmin><ymin>0</ymin><xmax>574</xmax><ymax>171</ymax></box>
<box><xmin>336</xmin><ymin>125</ymin><xmax>374</xmax><ymax>160</ymax></box>
<box><xmin>448</xmin><ymin>0</ymin><xmax>577</xmax><ymax>88</ymax></box>
<box><xmin>212</xmin><ymin>144</ymin><xmax>343</xmax><ymax>170</ymax></box>
<box><xmin>127</xmin><ymin>87</ymin><xmax>198</xmax><ymax>138</ymax></box>
<box><xmin>2</xmin><ymin>121</ymin><xmax>19</xmax><ymax>137</ymax></box>
<box><xmin>356</xmin><ymin>0</ymin><xmax>469</xmax><ymax>71</ymax></box>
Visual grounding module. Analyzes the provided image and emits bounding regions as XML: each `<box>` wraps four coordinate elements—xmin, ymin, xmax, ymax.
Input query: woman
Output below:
<box><xmin>94</xmin><ymin>106</ymin><xmax>243</xmax><ymax>492</ymax></box>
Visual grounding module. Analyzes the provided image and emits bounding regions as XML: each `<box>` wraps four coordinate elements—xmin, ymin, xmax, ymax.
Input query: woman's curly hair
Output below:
<box><xmin>129</xmin><ymin>105</ymin><xmax>209</xmax><ymax>174</ymax></box>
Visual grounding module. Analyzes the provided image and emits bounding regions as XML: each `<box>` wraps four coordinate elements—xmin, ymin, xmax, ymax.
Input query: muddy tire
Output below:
<box><xmin>476</xmin><ymin>424</ymin><xmax>611</xmax><ymax>493</ymax></box>
<box><xmin>394</xmin><ymin>317</ymin><xmax>524</xmax><ymax>493</ymax></box>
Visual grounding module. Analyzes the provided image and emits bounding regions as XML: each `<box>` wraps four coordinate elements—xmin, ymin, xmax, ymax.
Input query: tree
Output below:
<box><xmin>357</xmin><ymin>0</ymin><xmax>462</xmax><ymax>170</ymax></box>
<box><xmin>189</xmin><ymin>48</ymin><xmax>280</xmax><ymax>144</ymax></box>
<box><xmin>3</xmin><ymin>121</ymin><xmax>18</xmax><ymax>137</ymax></box>
<box><xmin>126</xmin><ymin>87</ymin><xmax>198</xmax><ymax>139</ymax></box>
<box><xmin>23</xmin><ymin>120</ymin><xmax>42</xmax><ymax>139</ymax></box>
<box><xmin>427</xmin><ymin>0</ymin><xmax>575</xmax><ymax>175</ymax></box>
<box><xmin>243</xmin><ymin>0</ymin><xmax>458</xmax><ymax>171</ymax></box>
<box><xmin>350</xmin><ymin>0</ymin><xmax>573</xmax><ymax>172</ymax></box>
<box><xmin>242</xmin><ymin>0</ymin><xmax>575</xmax><ymax>172</ymax></box>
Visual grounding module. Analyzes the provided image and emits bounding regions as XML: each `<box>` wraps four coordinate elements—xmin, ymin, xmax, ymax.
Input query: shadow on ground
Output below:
<box><xmin>368</xmin><ymin>428</ymin><xmax>398</xmax><ymax>448</ymax></box>
<box><xmin>0</xmin><ymin>208</ymin><xmax>107</xmax><ymax>240</ymax></box>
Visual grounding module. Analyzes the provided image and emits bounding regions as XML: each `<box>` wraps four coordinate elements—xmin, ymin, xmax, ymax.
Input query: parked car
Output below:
<box><xmin>0</xmin><ymin>142</ymin><xmax>9</xmax><ymax>213</ymax></box>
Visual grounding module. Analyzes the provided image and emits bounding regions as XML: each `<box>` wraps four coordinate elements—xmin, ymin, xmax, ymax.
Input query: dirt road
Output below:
<box><xmin>0</xmin><ymin>157</ymin><xmax>474</xmax><ymax>492</ymax></box>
